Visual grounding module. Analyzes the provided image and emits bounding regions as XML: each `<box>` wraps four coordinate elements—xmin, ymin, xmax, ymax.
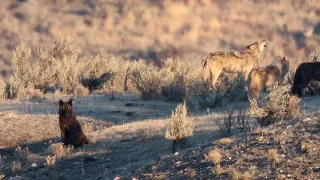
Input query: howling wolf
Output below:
<box><xmin>203</xmin><ymin>40</ymin><xmax>266</xmax><ymax>90</ymax></box>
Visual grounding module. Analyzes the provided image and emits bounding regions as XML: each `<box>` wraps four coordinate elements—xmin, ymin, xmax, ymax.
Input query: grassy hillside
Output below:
<box><xmin>0</xmin><ymin>1</ymin><xmax>319</xmax><ymax>179</ymax></box>
<box><xmin>1</xmin><ymin>0</ymin><xmax>320</xmax><ymax>77</ymax></box>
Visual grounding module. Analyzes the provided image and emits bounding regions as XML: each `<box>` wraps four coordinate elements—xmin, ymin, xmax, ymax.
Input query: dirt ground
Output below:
<box><xmin>0</xmin><ymin>93</ymin><xmax>238</xmax><ymax>179</ymax></box>
<box><xmin>0</xmin><ymin>93</ymin><xmax>319</xmax><ymax>180</ymax></box>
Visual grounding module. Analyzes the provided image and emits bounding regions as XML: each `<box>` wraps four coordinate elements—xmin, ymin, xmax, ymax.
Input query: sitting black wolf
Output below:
<box><xmin>291</xmin><ymin>62</ymin><xmax>320</xmax><ymax>97</ymax></box>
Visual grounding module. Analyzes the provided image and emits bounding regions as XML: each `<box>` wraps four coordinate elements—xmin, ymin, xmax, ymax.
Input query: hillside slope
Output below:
<box><xmin>1</xmin><ymin>0</ymin><xmax>320</xmax><ymax>76</ymax></box>
<box><xmin>128</xmin><ymin>114</ymin><xmax>320</xmax><ymax>179</ymax></box>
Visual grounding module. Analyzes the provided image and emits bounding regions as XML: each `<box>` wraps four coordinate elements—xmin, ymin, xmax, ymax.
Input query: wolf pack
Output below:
<box><xmin>203</xmin><ymin>40</ymin><xmax>317</xmax><ymax>99</ymax></box>
<box><xmin>59</xmin><ymin>40</ymin><xmax>318</xmax><ymax>148</ymax></box>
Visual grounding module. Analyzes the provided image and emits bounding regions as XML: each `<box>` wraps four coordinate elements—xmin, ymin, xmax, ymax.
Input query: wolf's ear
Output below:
<box><xmin>68</xmin><ymin>99</ymin><xmax>72</xmax><ymax>106</ymax></box>
<box><xmin>59</xmin><ymin>100</ymin><xmax>64</xmax><ymax>106</ymax></box>
<box><xmin>283</xmin><ymin>55</ymin><xmax>289</xmax><ymax>63</ymax></box>
<box><xmin>247</xmin><ymin>42</ymin><xmax>258</xmax><ymax>49</ymax></box>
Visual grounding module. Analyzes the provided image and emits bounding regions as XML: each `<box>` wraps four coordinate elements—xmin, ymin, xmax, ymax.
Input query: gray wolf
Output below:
<box><xmin>203</xmin><ymin>40</ymin><xmax>266</xmax><ymax>90</ymax></box>
<box><xmin>248</xmin><ymin>55</ymin><xmax>289</xmax><ymax>99</ymax></box>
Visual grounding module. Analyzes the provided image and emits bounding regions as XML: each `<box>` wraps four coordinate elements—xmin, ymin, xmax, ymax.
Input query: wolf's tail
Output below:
<box><xmin>202</xmin><ymin>55</ymin><xmax>212</xmax><ymax>84</ymax></box>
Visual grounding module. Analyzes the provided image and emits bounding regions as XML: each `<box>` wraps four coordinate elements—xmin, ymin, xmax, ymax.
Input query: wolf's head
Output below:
<box><xmin>247</xmin><ymin>40</ymin><xmax>267</xmax><ymax>54</ymax></box>
<box><xmin>59</xmin><ymin>99</ymin><xmax>73</xmax><ymax>117</ymax></box>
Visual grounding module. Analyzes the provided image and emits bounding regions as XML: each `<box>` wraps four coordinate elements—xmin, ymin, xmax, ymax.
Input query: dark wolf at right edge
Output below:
<box><xmin>291</xmin><ymin>62</ymin><xmax>320</xmax><ymax>97</ymax></box>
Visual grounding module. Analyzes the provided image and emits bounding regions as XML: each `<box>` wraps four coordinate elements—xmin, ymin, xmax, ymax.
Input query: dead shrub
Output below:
<box><xmin>14</xmin><ymin>146</ymin><xmax>31</xmax><ymax>162</ymax></box>
<box><xmin>198</xmin><ymin>72</ymin><xmax>247</xmax><ymax>108</ymax></box>
<box><xmin>11</xmin><ymin>161</ymin><xmax>21</xmax><ymax>173</ymax></box>
<box><xmin>248</xmin><ymin>83</ymin><xmax>301</xmax><ymax>126</ymax></box>
<box><xmin>165</xmin><ymin>101</ymin><xmax>194</xmax><ymax>153</ymax></box>
<box><xmin>0</xmin><ymin>78</ymin><xmax>5</xmax><ymax>103</ymax></box>
<box><xmin>48</xmin><ymin>143</ymin><xmax>73</xmax><ymax>158</ymax></box>
<box><xmin>73</xmin><ymin>84</ymin><xmax>90</xmax><ymax>99</ymax></box>
<box><xmin>208</xmin><ymin>148</ymin><xmax>221</xmax><ymax>165</ymax></box>
<box><xmin>228</xmin><ymin>168</ymin><xmax>240</xmax><ymax>180</ymax></box>
<box><xmin>215</xmin><ymin>108</ymin><xmax>234</xmax><ymax>137</ymax></box>
<box><xmin>215</xmin><ymin>72</ymin><xmax>247</xmax><ymax>105</ymax></box>
<box><xmin>267</xmin><ymin>148</ymin><xmax>278</xmax><ymax>167</ymax></box>
<box><xmin>133</xmin><ymin>60</ymin><xmax>167</xmax><ymax>100</ymax></box>
<box><xmin>213</xmin><ymin>164</ymin><xmax>223</xmax><ymax>177</ymax></box>
<box><xmin>137</xmin><ymin>128</ymin><xmax>151</xmax><ymax>143</ymax></box>
<box><xmin>216</xmin><ymin>138</ymin><xmax>233</xmax><ymax>145</ymax></box>
<box><xmin>45</xmin><ymin>155</ymin><xmax>56</xmax><ymax>168</ymax></box>
<box><xmin>161</xmin><ymin>58</ymin><xmax>203</xmax><ymax>102</ymax></box>
<box><xmin>82</xmin><ymin>122</ymin><xmax>93</xmax><ymax>135</ymax></box>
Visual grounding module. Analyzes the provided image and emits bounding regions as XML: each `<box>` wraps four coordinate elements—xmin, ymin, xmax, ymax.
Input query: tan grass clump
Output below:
<box><xmin>216</xmin><ymin>138</ymin><xmax>233</xmax><ymax>145</ymax></box>
<box><xmin>82</xmin><ymin>122</ymin><xmax>93</xmax><ymax>136</ymax></box>
<box><xmin>11</xmin><ymin>161</ymin><xmax>21</xmax><ymax>173</ymax></box>
<box><xmin>48</xmin><ymin>143</ymin><xmax>73</xmax><ymax>158</ymax></box>
<box><xmin>133</xmin><ymin>60</ymin><xmax>169</xmax><ymax>100</ymax></box>
<box><xmin>137</xmin><ymin>128</ymin><xmax>151</xmax><ymax>143</ymax></box>
<box><xmin>228</xmin><ymin>168</ymin><xmax>240</xmax><ymax>180</ymax></box>
<box><xmin>165</xmin><ymin>101</ymin><xmax>194</xmax><ymax>152</ymax></box>
<box><xmin>45</xmin><ymin>155</ymin><xmax>56</xmax><ymax>168</ymax></box>
<box><xmin>14</xmin><ymin>146</ymin><xmax>31</xmax><ymax>161</ymax></box>
<box><xmin>165</xmin><ymin>101</ymin><xmax>194</xmax><ymax>140</ymax></box>
<box><xmin>213</xmin><ymin>164</ymin><xmax>223</xmax><ymax>177</ymax></box>
<box><xmin>267</xmin><ymin>149</ymin><xmax>278</xmax><ymax>166</ymax></box>
<box><xmin>208</xmin><ymin>148</ymin><xmax>221</xmax><ymax>165</ymax></box>
<box><xmin>0</xmin><ymin>78</ymin><xmax>6</xmax><ymax>103</ymax></box>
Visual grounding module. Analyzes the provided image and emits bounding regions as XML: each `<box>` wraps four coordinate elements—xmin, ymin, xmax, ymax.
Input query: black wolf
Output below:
<box><xmin>291</xmin><ymin>62</ymin><xmax>320</xmax><ymax>97</ymax></box>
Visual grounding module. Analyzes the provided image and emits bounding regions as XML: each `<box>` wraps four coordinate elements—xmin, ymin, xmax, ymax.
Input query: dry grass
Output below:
<box><xmin>165</xmin><ymin>101</ymin><xmax>194</xmax><ymax>141</ymax></box>
<box><xmin>213</xmin><ymin>164</ymin><xmax>223</xmax><ymax>177</ymax></box>
<box><xmin>137</xmin><ymin>128</ymin><xmax>152</xmax><ymax>143</ymax></box>
<box><xmin>11</xmin><ymin>161</ymin><xmax>21</xmax><ymax>173</ymax></box>
<box><xmin>228</xmin><ymin>168</ymin><xmax>240</xmax><ymax>180</ymax></box>
<box><xmin>216</xmin><ymin>138</ymin><xmax>233</xmax><ymax>145</ymax></box>
<box><xmin>1</xmin><ymin>0</ymin><xmax>319</xmax><ymax>77</ymax></box>
<box><xmin>48</xmin><ymin>143</ymin><xmax>74</xmax><ymax>158</ymax></box>
<box><xmin>45</xmin><ymin>155</ymin><xmax>57</xmax><ymax>168</ymax></box>
<box><xmin>208</xmin><ymin>149</ymin><xmax>221</xmax><ymax>165</ymax></box>
<box><xmin>267</xmin><ymin>149</ymin><xmax>278</xmax><ymax>166</ymax></box>
<box><xmin>248</xmin><ymin>83</ymin><xmax>302</xmax><ymax>126</ymax></box>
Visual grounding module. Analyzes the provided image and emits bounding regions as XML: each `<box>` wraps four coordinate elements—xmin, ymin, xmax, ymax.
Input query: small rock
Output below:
<box><xmin>175</xmin><ymin>152</ymin><xmax>180</xmax><ymax>156</ymax></box>
<box><xmin>114</xmin><ymin>177</ymin><xmax>121</xmax><ymax>180</ymax></box>
<box><xmin>279</xmin><ymin>169</ymin><xmax>284</xmax><ymax>173</ymax></box>
<box><xmin>302</xmin><ymin>117</ymin><xmax>311</xmax><ymax>122</ymax></box>
<box><xmin>30</xmin><ymin>163</ymin><xmax>37</xmax><ymax>168</ymax></box>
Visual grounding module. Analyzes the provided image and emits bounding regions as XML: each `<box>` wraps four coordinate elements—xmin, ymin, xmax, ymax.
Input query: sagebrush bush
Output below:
<box><xmin>7</xmin><ymin>36</ymin><xmax>136</xmax><ymax>99</ymax></box>
<box><xmin>162</xmin><ymin>58</ymin><xmax>203</xmax><ymax>102</ymax></box>
<box><xmin>165</xmin><ymin>101</ymin><xmax>194</xmax><ymax>152</ymax></box>
<box><xmin>133</xmin><ymin>60</ymin><xmax>168</xmax><ymax>100</ymax></box>
<box><xmin>248</xmin><ymin>83</ymin><xmax>301</xmax><ymax>126</ymax></box>
<box><xmin>0</xmin><ymin>77</ymin><xmax>5</xmax><ymax>102</ymax></box>
<box><xmin>197</xmin><ymin>71</ymin><xmax>247</xmax><ymax>108</ymax></box>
